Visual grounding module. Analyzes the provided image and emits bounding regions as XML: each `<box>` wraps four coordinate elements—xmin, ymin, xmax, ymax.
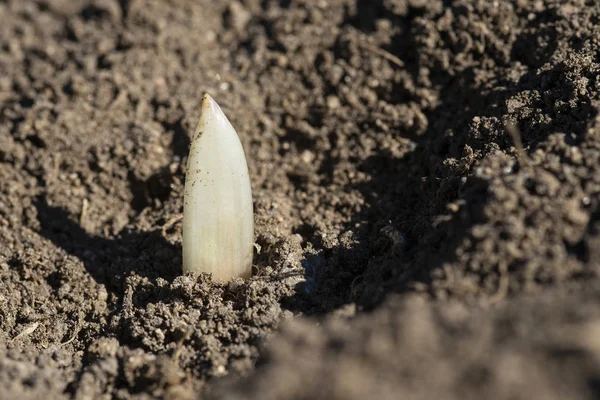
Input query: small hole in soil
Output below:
<box><xmin>128</xmin><ymin>169</ymin><xmax>174</xmax><ymax>212</ymax></box>
<box><xmin>19</xmin><ymin>96</ymin><xmax>34</xmax><ymax>108</ymax></box>
<box><xmin>293</xmin><ymin>223</ymin><xmax>317</xmax><ymax>245</ymax></box>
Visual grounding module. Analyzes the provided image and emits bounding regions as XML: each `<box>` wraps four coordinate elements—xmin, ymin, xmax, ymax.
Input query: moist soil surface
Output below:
<box><xmin>2</xmin><ymin>0</ymin><xmax>600</xmax><ymax>399</ymax></box>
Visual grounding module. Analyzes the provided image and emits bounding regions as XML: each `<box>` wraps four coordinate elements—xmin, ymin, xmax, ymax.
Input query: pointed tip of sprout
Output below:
<box><xmin>182</xmin><ymin>94</ymin><xmax>254</xmax><ymax>281</ymax></box>
<box><xmin>201</xmin><ymin>93</ymin><xmax>219</xmax><ymax>113</ymax></box>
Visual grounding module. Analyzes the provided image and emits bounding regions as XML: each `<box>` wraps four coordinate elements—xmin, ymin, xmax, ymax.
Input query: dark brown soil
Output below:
<box><xmin>1</xmin><ymin>0</ymin><xmax>600</xmax><ymax>398</ymax></box>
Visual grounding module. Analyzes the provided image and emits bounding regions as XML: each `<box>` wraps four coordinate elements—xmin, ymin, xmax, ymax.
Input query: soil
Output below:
<box><xmin>1</xmin><ymin>0</ymin><xmax>600</xmax><ymax>399</ymax></box>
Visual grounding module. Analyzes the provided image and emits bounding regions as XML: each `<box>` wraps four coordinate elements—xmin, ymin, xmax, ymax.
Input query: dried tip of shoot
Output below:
<box><xmin>182</xmin><ymin>94</ymin><xmax>254</xmax><ymax>281</ymax></box>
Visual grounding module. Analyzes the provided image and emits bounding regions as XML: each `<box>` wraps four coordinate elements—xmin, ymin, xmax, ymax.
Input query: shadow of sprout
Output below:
<box><xmin>34</xmin><ymin>199</ymin><xmax>182</xmax><ymax>297</ymax></box>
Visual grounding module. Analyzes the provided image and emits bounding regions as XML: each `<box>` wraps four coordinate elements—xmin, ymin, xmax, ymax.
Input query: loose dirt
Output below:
<box><xmin>1</xmin><ymin>0</ymin><xmax>600</xmax><ymax>399</ymax></box>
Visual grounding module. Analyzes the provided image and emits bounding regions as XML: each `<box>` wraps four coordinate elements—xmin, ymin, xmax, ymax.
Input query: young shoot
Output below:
<box><xmin>182</xmin><ymin>94</ymin><xmax>254</xmax><ymax>281</ymax></box>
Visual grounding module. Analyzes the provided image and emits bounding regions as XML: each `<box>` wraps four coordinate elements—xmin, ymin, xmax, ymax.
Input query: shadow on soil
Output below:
<box><xmin>34</xmin><ymin>199</ymin><xmax>182</xmax><ymax>297</ymax></box>
<box><xmin>281</xmin><ymin>1</ymin><xmax>597</xmax><ymax>314</ymax></box>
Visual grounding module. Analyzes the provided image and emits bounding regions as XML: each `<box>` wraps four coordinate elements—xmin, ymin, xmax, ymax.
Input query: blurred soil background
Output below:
<box><xmin>1</xmin><ymin>0</ymin><xmax>600</xmax><ymax>398</ymax></box>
